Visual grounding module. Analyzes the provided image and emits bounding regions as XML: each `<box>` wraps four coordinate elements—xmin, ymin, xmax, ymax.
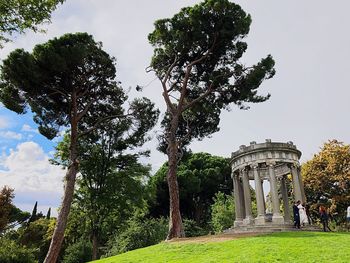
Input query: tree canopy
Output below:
<box><xmin>149</xmin><ymin>152</ymin><xmax>232</xmax><ymax>225</ymax></box>
<box><xmin>0</xmin><ymin>0</ymin><xmax>64</xmax><ymax>47</ymax></box>
<box><xmin>148</xmin><ymin>0</ymin><xmax>275</xmax><ymax>239</ymax></box>
<box><xmin>302</xmin><ymin>140</ymin><xmax>350</xmax><ymax>223</ymax></box>
<box><xmin>0</xmin><ymin>32</ymin><xmax>158</xmax><ymax>262</ymax></box>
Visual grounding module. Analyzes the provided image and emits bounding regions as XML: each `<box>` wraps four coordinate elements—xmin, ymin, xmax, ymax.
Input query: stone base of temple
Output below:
<box><xmin>234</xmin><ymin>220</ymin><xmax>244</xmax><ymax>227</ymax></box>
<box><xmin>272</xmin><ymin>215</ymin><xmax>284</xmax><ymax>224</ymax></box>
<box><xmin>243</xmin><ymin>217</ymin><xmax>254</xmax><ymax>225</ymax></box>
<box><xmin>226</xmin><ymin>224</ymin><xmax>321</xmax><ymax>234</ymax></box>
<box><xmin>254</xmin><ymin>216</ymin><xmax>266</xmax><ymax>225</ymax></box>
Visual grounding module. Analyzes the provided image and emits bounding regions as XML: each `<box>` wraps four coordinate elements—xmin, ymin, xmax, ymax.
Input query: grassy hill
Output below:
<box><xmin>92</xmin><ymin>231</ymin><xmax>350</xmax><ymax>263</ymax></box>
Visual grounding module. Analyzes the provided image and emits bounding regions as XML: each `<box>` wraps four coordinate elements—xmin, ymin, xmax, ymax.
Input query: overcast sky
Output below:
<box><xmin>1</xmin><ymin>0</ymin><xmax>350</xmax><ymax>216</ymax></box>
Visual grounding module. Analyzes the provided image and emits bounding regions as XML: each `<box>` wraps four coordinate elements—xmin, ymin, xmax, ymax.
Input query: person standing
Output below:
<box><xmin>347</xmin><ymin>205</ymin><xmax>350</xmax><ymax>230</ymax></box>
<box><xmin>319</xmin><ymin>205</ymin><xmax>331</xmax><ymax>232</ymax></box>
<box><xmin>293</xmin><ymin>200</ymin><xmax>301</xmax><ymax>229</ymax></box>
<box><xmin>298</xmin><ymin>202</ymin><xmax>309</xmax><ymax>226</ymax></box>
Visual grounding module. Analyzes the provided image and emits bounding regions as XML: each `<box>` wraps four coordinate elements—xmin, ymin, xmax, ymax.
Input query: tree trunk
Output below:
<box><xmin>166</xmin><ymin>115</ymin><xmax>185</xmax><ymax>240</ymax></box>
<box><xmin>92</xmin><ymin>230</ymin><xmax>99</xmax><ymax>260</ymax></box>
<box><xmin>44</xmin><ymin>92</ymin><xmax>79</xmax><ymax>263</ymax></box>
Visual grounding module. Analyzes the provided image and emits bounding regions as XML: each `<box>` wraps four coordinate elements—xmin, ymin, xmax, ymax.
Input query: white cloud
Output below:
<box><xmin>0</xmin><ymin>116</ymin><xmax>10</xmax><ymax>129</ymax></box>
<box><xmin>0</xmin><ymin>141</ymin><xmax>65</xmax><ymax>194</ymax></box>
<box><xmin>21</xmin><ymin>124</ymin><xmax>39</xmax><ymax>133</ymax></box>
<box><xmin>0</xmin><ymin>131</ymin><xmax>23</xmax><ymax>140</ymax></box>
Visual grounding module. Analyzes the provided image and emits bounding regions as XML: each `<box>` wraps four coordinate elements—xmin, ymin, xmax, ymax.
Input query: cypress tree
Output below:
<box><xmin>46</xmin><ymin>208</ymin><xmax>51</xmax><ymax>219</ymax></box>
<box><xmin>28</xmin><ymin>201</ymin><xmax>38</xmax><ymax>223</ymax></box>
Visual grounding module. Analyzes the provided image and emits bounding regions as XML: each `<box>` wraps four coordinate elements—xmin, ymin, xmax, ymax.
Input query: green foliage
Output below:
<box><xmin>148</xmin><ymin>0</ymin><xmax>275</xmax><ymax>238</ymax></box>
<box><xmin>0</xmin><ymin>186</ymin><xmax>15</xmax><ymax>233</ymax></box>
<box><xmin>210</xmin><ymin>192</ymin><xmax>234</xmax><ymax>233</ymax></box>
<box><xmin>182</xmin><ymin>219</ymin><xmax>209</xmax><ymax>237</ymax></box>
<box><xmin>0</xmin><ymin>186</ymin><xmax>30</xmax><ymax>233</ymax></box>
<box><xmin>0</xmin><ymin>0</ymin><xmax>64</xmax><ymax>47</ymax></box>
<box><xmin>0</xmin><ymin>32</ymin><xmax>124</xmax><ymax>140</ymax></box>
<box><xmin>28</xmin><ymin>201</ymin><xmax>38</xmax><ymax>223</ymax></box>
<box><xmin>0</xmin><ymin>238</ymin><xmax>36</xmax><ymax>263</ymax></box>
<box><xmin>54</xmin><ymin>128</ymin><xmax>156</xmax><ymax>259</ymax></box>
<box><xmin>149</xmin><ymin>0</ymin><xmax>275</xmax><ymax>151</ymax></box>
<box><xmin>46</xmin><ymin>208</ymin><xmax>51</xmax><ymax>219</ymax></box>
<box><xmin>104</xmin><ymin>216</ymin><xmax>168</xmax><ymax>256</ymax></box>
<box><xmin>18</xmin><ymin>218</ymin><xmax>55</xmax><ymax>262</ymax></box>
<box><xmin>0</xmin><ymin>32</ymin><xmax>159</xmax><ymax>259</ymax></box>
<box><xmin>149</xmin><ymin>152</ymin><xmax>232</xmax><ymax>224</ymax></box>
<box><xmin>92</xmin><ymin>232</ymin><xmax>350</xmax><ymax>263</ymax></box>
<box><xmin>62</xmin><ymin>239</ymin><xmax>92</xmax><ymax>263</ymax></box>
<box><xmin>302</xmin><ymin>140</ymin><xmax>350</xmax><ymax>224</ymax></box>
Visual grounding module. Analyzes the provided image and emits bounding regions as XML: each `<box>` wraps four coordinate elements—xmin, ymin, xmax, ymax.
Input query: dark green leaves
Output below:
<box><xmin>0</xmin><ymin>0</ymin><xmax>65</xmax><ymax>47</ymax></box>
<box><xmin>149</xmin><ymin>0</ymin><xmax>276</xmax><ymax>152</ymax></box>
<box><xmin>0</xmin><ymin>33</ymin><xmax>122</xmax><ymax>139</ymax></box>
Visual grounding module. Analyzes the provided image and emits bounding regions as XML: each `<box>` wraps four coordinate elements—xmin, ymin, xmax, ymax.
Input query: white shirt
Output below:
<box><xmin>347</xmin><ymin>206</ymin><xmax>350</xmax><ymax>217</ymax></box>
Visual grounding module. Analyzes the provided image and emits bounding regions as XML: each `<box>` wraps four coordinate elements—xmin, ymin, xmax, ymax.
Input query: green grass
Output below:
<box><xmin>93</xmin><ymin>232</ymin><xmax>350</xmax><ymax>263</ymax></box>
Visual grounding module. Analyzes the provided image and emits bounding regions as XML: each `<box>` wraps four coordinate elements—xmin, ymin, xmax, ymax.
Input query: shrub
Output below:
<box><xmin>0</xmin><ymin>238</ymin><xmax>36</xmax><ymax>263</ymax></box>
<box><xmin>19</xmin><ymin>218</ymin><xmax>53</xmax><ymax>262</ymax></box>
<box><xmin>183</xmin><ymin>218</ymin><xmax>209</xmax><ymax>237</ymax></box>
<box><xmin>62</xmin><ymin>239</ymin><xmax>92</xmax><ymax>263</ymax></box>
<box><xmin>104</xmin><ymin>216</ymin><xmax>168</xmax><ymax>256</ymax></box>
<box><xmin>210</xmin><ymin>192</ymin><xmax>234</xmax><ymax>233</ymax></box>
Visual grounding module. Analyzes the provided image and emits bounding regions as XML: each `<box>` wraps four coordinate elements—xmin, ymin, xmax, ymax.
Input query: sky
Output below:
<box><xmin>1</xmin><ymin>0</ymin><xmax>350</xmax><ymax>217</ymax></box>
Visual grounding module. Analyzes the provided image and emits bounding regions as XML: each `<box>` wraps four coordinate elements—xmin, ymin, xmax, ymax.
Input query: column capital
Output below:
<box><xmin>251</xmin><ymin>163</ymin><xmax>259</xmax><ymax>170</ymax></box>
<box><xmin>289</xmin><ymin>162</ymin><xmax>300</xmax><ymax>169</ymax></box>
<box><xmin>266</xmin><ymin>161</ymin><xmax>276</xmax><ymax>167</ymax></box>
<box><xmin>231</xmin><ymin>170</ymin><xmax>238</xmax><ymax>179</ymax></box>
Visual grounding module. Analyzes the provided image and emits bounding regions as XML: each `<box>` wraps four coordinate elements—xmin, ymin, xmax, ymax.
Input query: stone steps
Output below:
<box><xmin>224</xmin><ymin>224</ymin><xmax>321</xmax><ymax>234</ymax></box>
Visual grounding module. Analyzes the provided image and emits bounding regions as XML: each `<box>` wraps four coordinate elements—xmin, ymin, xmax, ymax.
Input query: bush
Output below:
<box><xmin>210</xmin><ymin>192</ymin><xmax>234</xmax><ymax>233</ymax></box>
<box><xmin>19</xmin><ymin>218</ymin><xmax>53</xmax><ymax>262</ymax></box>
<box><xmin>0</xmin><ymin>238</ymin><xmax>36</xmax><ymax>263</ymax></box>
<box><xmin>62</xmin><ymin>239</ymin><xmax>92</xmax><ymax>263</ymax></box>
<box><xmin>104</xmin><ymin>216</ymin><xmax>168</xmax><ymax>256</ymax></box>
<box><xmin>183</xmin><ymin>218</ymin><xmax>209</xmax><ymax>237</ymax></box>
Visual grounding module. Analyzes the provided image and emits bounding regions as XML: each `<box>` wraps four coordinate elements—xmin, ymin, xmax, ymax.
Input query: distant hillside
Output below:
<box><xmin>92</xmin><ymin>231</ymin><xmax>350</xmax><ymax>263</ymax></box>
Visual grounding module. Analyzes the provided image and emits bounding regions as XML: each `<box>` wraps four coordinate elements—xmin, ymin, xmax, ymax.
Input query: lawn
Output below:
<box><xmin>92</xmin><ymin>231</ymin><xmax>350</xmax><ymax>263</ymax></box>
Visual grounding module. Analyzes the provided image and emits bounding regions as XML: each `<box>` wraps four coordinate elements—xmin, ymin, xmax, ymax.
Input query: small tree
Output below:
<box><xmin>148</xmin><ymin>0</ymin><xmax>275</xmax><ymax>239</ymax></box>
<box><xmin>211</xmin><ymin>192</ymin><xmax>234</xmax><ymax>234</ymax></box>
<box><xmin>0</xmin><ymin>0</ymin><xmax>64</xmax><ymax>48</ymax></box>
<box><xmin>0</xmin><ymin>186</ymin><xmax>30</xmax><ymax>233</ymax></box>
<box><xmin>0</xmin><ymin>186</ymin><xmax>15</xmax><ymax>232</ymax></box>
<box><xmin>53</xmin><ymin>127</ymin><xmax>158</xmax><ymax>260</ymax></box>
<box><xmin>0</xmin><ymin>32</ymin><xmax>158</xmax><ymax>262</ymax></box>
<box><xmin>302</xmin><ymin>140</ymin><xmax>350</xmax><ymax>224</ymax></box>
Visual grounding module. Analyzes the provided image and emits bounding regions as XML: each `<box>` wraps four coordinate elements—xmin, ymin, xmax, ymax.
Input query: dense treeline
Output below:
<box><xmin>1</xmin><ymin>140</ymin><xmax>350</xmax><ymax>262</ymax></box>
<box><xmin>0</xmin><ymin>152</ymin><xmax>235</xmax><ymax>262</ymax></box>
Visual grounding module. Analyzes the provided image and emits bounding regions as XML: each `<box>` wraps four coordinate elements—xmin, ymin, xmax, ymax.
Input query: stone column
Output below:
<box><xmin>242</xmin><ymin>168</ymin><xmax>253</xmax><ymax>225</ymax></box>
<box><xmin>253</xmin><ymin>164</ymin><xmax>265</xmax><ymax>225</ymax></box>
<box><xmin>238</xmin><ymin>177</ymin><xmax>246</xmax><ymax>219</ymax></box>
<box><xmin>280</xmin><ymin>175</ymin><xmax>291</xmax><ymax>223</ymax></box>
<box><xmin>291</xmin><ymin>164</ymin><xmax>303</xmax><ymax>202</ymax></box>
<box><xmin>297</xmin><ymin>165</ymin><xmax>307</xmax><ymax>203</ymax></box>
<box><xmin>233</xmin><ymin>173</ymin><xmax>243</xmax><ymax>227</ymax></box>
<box><xmin>268</xmin><ymin>163</ymin><xmax>284</xmax><ymax>224</ymax></box>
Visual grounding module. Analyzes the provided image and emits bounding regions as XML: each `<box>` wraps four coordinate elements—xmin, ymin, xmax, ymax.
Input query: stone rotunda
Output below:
<box><xmin>230</xmin><ymin>139</ymin><xmax>306</xmax><ymax>230</ymax></box>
